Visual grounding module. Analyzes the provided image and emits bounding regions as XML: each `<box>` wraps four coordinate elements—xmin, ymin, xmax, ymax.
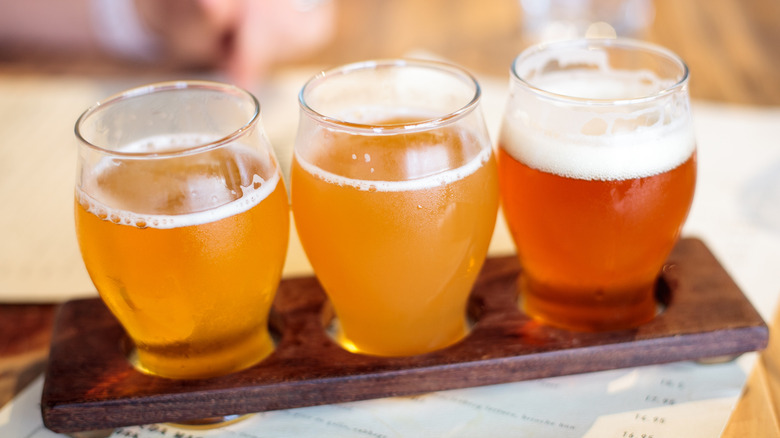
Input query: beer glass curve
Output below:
<box><xmin>74</xmin><ymin>81</ymin><xmax>290</xmax><ymax>379</ymax></box>
<box><xmin>498</xmin><ymin>39</ymin><xmax>697</xmax><ymax>331</ymax></box>
<box><xmin>291</xmin><ymin>59</ymin><xmax>500</xmax><ymax>357</ymax></box>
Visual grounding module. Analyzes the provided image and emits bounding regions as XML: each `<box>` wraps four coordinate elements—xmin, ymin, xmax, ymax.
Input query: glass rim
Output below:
<box><xmin>298</xmin><ymin>58</ymin><xmax>483</xmax><ymax>134</ymax></box>
<box><xmin>510</xmin><ymin>38</ymin><xmax>690</xmax><ymax>106</ymax></box>
<box><xmin>74</xmin><ymin>80</ymin><xmax>261</xmax><ymax>158</ymax></box>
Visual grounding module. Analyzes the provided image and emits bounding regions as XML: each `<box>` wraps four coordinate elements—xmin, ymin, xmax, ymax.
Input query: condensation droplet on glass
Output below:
<box><xmin>351</xmin><ymin>154</ymin><xmax>357</xmax><ymax>160</ymax></box>
<box><xmin>364</xmin><ymin>153</ymin><xmax>371</xmax><ymax>162</ymax></box>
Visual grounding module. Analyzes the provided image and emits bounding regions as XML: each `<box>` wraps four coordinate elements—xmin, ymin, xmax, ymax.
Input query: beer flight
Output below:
<box><xmin>73</xmin><ymin>39</ymin><xmax>695</xmax><ymax>385</ymax></box>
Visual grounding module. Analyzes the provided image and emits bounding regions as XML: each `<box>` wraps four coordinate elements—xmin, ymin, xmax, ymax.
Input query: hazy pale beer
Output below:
<box><xmin>74</xmin><ymin>82</ymin><xmax>289</xmax><ymax>379</ymax></box>
<box><xmin>292</xmin><ymin>60</ymin><xmax>499</xmax><ymax>356</ymax></box>
<box><xmin>498</xmin><ymin>40</ymin><xmax>697</xmax><ymax>331</ymax></box>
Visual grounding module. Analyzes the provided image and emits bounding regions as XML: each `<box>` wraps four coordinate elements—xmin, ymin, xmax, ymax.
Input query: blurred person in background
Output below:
<box><xmin>0</xmin><ymin>0</ymin><xmax>336</xmax><ymax>88</ymax></box>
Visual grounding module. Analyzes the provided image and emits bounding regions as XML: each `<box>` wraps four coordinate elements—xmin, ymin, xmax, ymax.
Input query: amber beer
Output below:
<box><xmin>292</xmin><ymin>122</ymin><xmax>499</xmax><ymax>357</ymax></box>
<box><xmin>498</xmin><ymin>145</ymin><xmax>696</xmax><ymax>331</ymax></box>
<box><xmin>75</xmin><ymin>142</ymin><xmax>289</xmax><ymax>379</ymax></box>
<box><xmin>499</xmin><ymin>39</ymin><xmax>697</xmax><ymax>331</ymax></box>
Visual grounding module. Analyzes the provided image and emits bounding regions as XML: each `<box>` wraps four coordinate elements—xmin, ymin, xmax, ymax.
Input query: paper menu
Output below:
<box><xmin>0</xmin><ymin>359</ymin><xmax>746</xmax><ymax>438</ymax></box>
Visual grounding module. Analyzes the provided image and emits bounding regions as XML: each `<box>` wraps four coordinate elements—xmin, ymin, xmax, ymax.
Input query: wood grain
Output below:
<box><xmin>40</xmin><ymin>238</ymin><xmax>767</xmax><ymax>433</ymax></box>
<box><xmin>0</xmin><ymin>304</ymin><xmax>57</xmax><ymax>408</ymax></box>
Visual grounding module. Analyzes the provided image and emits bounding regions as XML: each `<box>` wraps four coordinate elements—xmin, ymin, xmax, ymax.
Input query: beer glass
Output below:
<box><xmin>292</xmin><ymin>59</ymin><xmax>499</xmax><ymax>357</ymax></box>
<box><xmin>498</xmin><ymin>39</ymin><xmax>696</xmax><ymax>331</ymax></box>
<box><xmin>75</xmin><ymin>81</ymin><xmax>290</xmax><ymax>379</ymax></box>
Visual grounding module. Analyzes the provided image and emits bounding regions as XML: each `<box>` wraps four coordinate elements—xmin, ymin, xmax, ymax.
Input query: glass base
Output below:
<box><xmin>121</xmin><ymin>333</ymin><xmax>275</xmax><ymax>380</ymax></box>
<box><xmin>168</xmin><ymin>414</ymin><xmax>252</xmax><ymax>430</ymax></box>
<box><xmin>324</xmin><ymin>316</ymin><xmax>472</xmax><ymax>357</ymax></box>
<box><xmin>325</xmin><ymin>318</ymin><xmax>360</xmax><ymax>353</ymax></box>
<box><xmin>517</xmin><ymin>274</ymin><xmax>664</xmax><ymax>332</ymax></box>
<box><xmin>696</xmin><ymin>354</ymin><xmax>741</xmax><ymax>365</ymax></box>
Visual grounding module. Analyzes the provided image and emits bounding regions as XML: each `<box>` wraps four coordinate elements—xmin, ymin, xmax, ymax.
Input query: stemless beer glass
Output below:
<box><xmin>498</xmin><ymin>39</ymin><xmax>697</xmax><ymax>331</ymax></box>
<box><xmin>292</xmin><ymin>59</ymin><xmax>499</xmax><ymax>357</ymax></box>
<box><xmin>75</xmin><ymin>81</ymin><xmax>289</xmax><ymax>379</ymax></box>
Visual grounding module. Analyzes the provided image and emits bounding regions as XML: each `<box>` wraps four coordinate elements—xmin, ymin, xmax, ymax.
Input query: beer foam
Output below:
<box><xmin>79</xmin><ymin>136</ymin><xmax>281</xmax><ymax>229</ymax></box>
<box><xmin>295</xmin><ymin>146</ymin><xmax>492</xmax><ymax>192</ymax></box>
<box><xmin>501</xmin><ymin>72</ymin><xmax>696</xmax><ymax>181</ymax></box>
<box><xmin>78</xmin><ymin>171</ymin><xmax>280</xmax><ymax>230</ymax></box>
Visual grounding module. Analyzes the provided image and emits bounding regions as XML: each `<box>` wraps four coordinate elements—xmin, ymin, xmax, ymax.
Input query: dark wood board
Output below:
<box><xmin>40</xmin><ymin>238</ymin><xmax>768</xmax><ymax>433</ymax></box>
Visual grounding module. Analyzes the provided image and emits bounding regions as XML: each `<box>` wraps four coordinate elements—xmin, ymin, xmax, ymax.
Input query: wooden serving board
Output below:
<box><xmin>41</xmin><ymin>238</ymin><xmax>768</xmax><ymax>433</ymax></box>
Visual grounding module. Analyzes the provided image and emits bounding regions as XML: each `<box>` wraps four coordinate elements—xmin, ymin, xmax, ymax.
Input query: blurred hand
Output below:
<box><xmin>135</xmin><ymin>0</ymin><xmax>336</xmax><ymax>88</ymax></box>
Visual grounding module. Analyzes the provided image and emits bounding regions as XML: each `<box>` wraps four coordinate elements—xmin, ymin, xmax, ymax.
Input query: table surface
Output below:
<box><xmin>1</xmin><ymin>0</ymin><xmax>779</xmax><ymax>436</ymax></box>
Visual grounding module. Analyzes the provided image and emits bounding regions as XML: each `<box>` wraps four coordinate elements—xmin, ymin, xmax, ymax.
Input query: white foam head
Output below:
<box><xmin>78</xmin><ymin>137</ymin><xmax>281</xmax><ymax>229</ymax></box>
<box><xmin>501</xmin><ymin>41</ymin><xmax>695</xmax><ymax>181</ymax></box>
<box><xmin>295</xmin><ymin>146</ymin><xmax>492</xmax><ymax>192</ymax></box>
<box><xmin>78</xmin><ymin>171</ymin><xmax>280</xmax><ymax>230</ymax></box>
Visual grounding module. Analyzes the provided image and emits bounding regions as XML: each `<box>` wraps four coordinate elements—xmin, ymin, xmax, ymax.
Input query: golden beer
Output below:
<box><xmin>76</xmin><ymin>144</ymin><xmax>289</xmax><ymax>379</ymax></box>
<box><xmin>293</xmin><ymin>123</ymin><xmax>498</xmax><ymax>356</ymax></box>
<box><xmin>74</xmin><ymin>81</ymin><xmax>289</xmax><ymax>381</ymax></box>
<box><xmin>499</xmin><ymin>39</ymin><xmax>697</xmax><ymax>331</ymax></box>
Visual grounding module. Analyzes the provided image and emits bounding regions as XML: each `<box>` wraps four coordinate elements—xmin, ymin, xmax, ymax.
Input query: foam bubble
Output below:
<box><xmin>295</xmin><ymin>146</ymin><xmax>492</xmax><ymax>192</ymax></box>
